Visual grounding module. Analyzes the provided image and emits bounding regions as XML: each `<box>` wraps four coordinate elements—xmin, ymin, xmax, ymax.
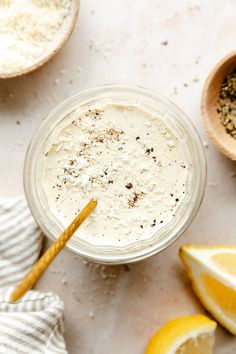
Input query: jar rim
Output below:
<box><xmin>24</xmin><ymin>84</ymin><xmax>207</xmax><ymax>264</ymax></box>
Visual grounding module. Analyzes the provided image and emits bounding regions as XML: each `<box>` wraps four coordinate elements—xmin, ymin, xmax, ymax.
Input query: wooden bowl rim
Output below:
<box><xmin>201</xmin><ymin>51</ymin><xmax>236</xmax><ymax>161</ymax></box>
<box><xmin>0</xmin><ymin>0</ymin><xmax>80</xmax><ymax>79</ymax></box>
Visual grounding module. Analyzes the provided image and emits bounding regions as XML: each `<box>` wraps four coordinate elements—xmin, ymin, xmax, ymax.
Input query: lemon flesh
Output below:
<box><xmin>212</xmin><ymin>253</ymin><xmax>236</xmax><ymax>277</ymax></box>
<box><xmin>145</xmin><ymin>314</ymin><xmax>216</xmax><ymax>354</ymax></box>
<box><xmin>176</xmin><ymin>333</ymin><xmax>214</xmax><ymax>354</ymax></box>
<box><xmin>180</xmin><ymin>245</ymin><xmax>236</xmax><ymax>334</ymax></box>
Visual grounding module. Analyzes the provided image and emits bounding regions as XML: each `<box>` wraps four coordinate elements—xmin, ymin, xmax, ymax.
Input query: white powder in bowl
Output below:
<box><xmin>0</xmin><ymin>0</ymin><xmax>73</xmax><ymax>76</ymax></box>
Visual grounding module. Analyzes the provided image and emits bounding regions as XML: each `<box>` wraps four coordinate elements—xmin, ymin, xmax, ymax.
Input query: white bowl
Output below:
<box><xmin>0</xmin><ymin>0</ymin><xmax>80</xmax><ymax>79</ymax></box>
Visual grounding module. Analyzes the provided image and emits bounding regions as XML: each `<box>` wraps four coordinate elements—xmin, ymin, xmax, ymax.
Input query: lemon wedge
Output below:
<box><xmin>145</xmin><ymin>314</ymin><xmax>216</xmax><ymax>354</ymax></box>
<box><xmin>179</xmin><ymin>245</ymin><xmax>236</xmax><ymax>334</ymax></box>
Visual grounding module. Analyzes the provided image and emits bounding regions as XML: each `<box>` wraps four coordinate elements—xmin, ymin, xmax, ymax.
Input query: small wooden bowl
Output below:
<box><xmin>201</xmin><ymin>51</ymin><xmax>236</xmax><ymax>160</ymax></box>
<box><xmin>0</xmin><ymin>0</ymin><xmax>80</xmax><ymax>79</ymax></box>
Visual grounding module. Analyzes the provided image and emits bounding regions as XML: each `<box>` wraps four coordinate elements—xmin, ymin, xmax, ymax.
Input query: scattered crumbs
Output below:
<box><xmin>229</xmin><ymin>171</ymin><xmax>236</xmax><ymax>177</ymax></box>
<box><xmin>53</xmin><ymin>78</ymin><xmax>59</xmax><ymax>86</ymax></box>
<box><xmin>126</xmin><ymin>183</ymin><xmax>133</xmax><ymax>189</ymax></box>
<box><xmin>16</xmin><ymin>120</ymin><xmax>20</xmax><ymax>125</ymax></box>
<box><xmin>136</xmin><ymin>136</ymin><xmax>140</xmax><ymax>140</ymax></box>
<box><xmin>173</xmin><ymin>86</ymin><xmax>178</xmax><ymax>95</ymax></box>
<box><xmin>193</xmin><ymin>75</ymin><xmax>199</xmax><ymax>82</ymax></box>
<box><xmin>100</xmin><ymin>271</ymin><xmax>108</xmax><ymax>280</ymax></box>
<box><xmin>209</xmin><ymin>182</ymin><xmax>218</xmax><ymax>188</ymax></box>
<box><xmin>188</xmin><ymin>4</ymin><xmax>201</xmax><ymax>11</ymax></box>
<box><xmin>89</xmin><ymin>310</ymin><xmax>95</xmax><ymax>319</ymax></box>
<box><xmin>124</xmin><ymin>264</ymin><xmax>130</xmax><ymax>272</ymax></box>
<box><xmin>161</xmin><ymin>40</ymin><xmax>168</xmax><ymax>46</ymax></box>
<box><xmin>60</xmin><ymin>69</ymin><xmax>66</xmax><ymax>75</ymax></box>
<box><xmin>49</xmin><ymin>268</ymin><xmax>61</xmax><ymax>274</ymax></box>
<box><xmin>183</xmin><ymin>83</ymin><xmax>188</xmax><ymax>87</ymax></box>
<box><xmin>61</xmin><ymin>278</ymin><xmax>67</xmax><ymax>285</ymax></box>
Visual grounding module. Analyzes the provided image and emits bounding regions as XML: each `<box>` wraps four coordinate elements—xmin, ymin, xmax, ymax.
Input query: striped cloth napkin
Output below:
<box><xmin>0</xmin><ymin>197</ymin><xmax>67</xmax><ymax>354</ymax></box>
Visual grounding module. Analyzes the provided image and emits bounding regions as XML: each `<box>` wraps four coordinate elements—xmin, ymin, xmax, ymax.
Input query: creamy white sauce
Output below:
<box><xmin>42</xmin><ymin>104</ymin><xmax>190</xmax><ymax>247</ymax></box>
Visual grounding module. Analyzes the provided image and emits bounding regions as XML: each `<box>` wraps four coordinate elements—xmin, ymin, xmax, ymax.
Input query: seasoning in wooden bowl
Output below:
<box><xmin>201</xmin><ymin>51</ymin><xmax>236</xmax><ymax>160</ymax></box>
<box><xmin>217</xmin><ymin>72</ymin><xmax>236</xmax><ymax>139</ymax></box>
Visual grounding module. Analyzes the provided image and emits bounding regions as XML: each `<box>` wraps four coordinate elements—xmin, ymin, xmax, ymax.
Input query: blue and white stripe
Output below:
<box><xmin>0</xmin><ymin>197</ymin><xmax>67</xmax><ymax>354</ymax></box>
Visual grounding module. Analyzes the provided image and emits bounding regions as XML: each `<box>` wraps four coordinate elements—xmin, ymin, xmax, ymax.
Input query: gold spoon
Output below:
<box><xmin>10</xmin><ymin>199</ymin><xmax>97</xmax><ymax>302</ymax></box>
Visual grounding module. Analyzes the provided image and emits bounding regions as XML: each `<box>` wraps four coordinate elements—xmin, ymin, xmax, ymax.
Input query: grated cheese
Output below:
<box><xmin>0</xmin><ymin>0</ymin><xmax>73</xmax><ymax>75</ymax></box>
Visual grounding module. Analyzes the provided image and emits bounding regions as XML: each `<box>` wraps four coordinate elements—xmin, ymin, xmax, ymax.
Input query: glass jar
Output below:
<box><xmin>24</xmin><ymin>85</ymin><xmax>206</xmax><ymax>264</ymax></box>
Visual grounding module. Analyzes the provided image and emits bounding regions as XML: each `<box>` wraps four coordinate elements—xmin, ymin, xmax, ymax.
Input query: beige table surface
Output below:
<box><xmin>0</xmin><ymin>0</ymin><xmax>236</xmax><ymax>353</ymax></box>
